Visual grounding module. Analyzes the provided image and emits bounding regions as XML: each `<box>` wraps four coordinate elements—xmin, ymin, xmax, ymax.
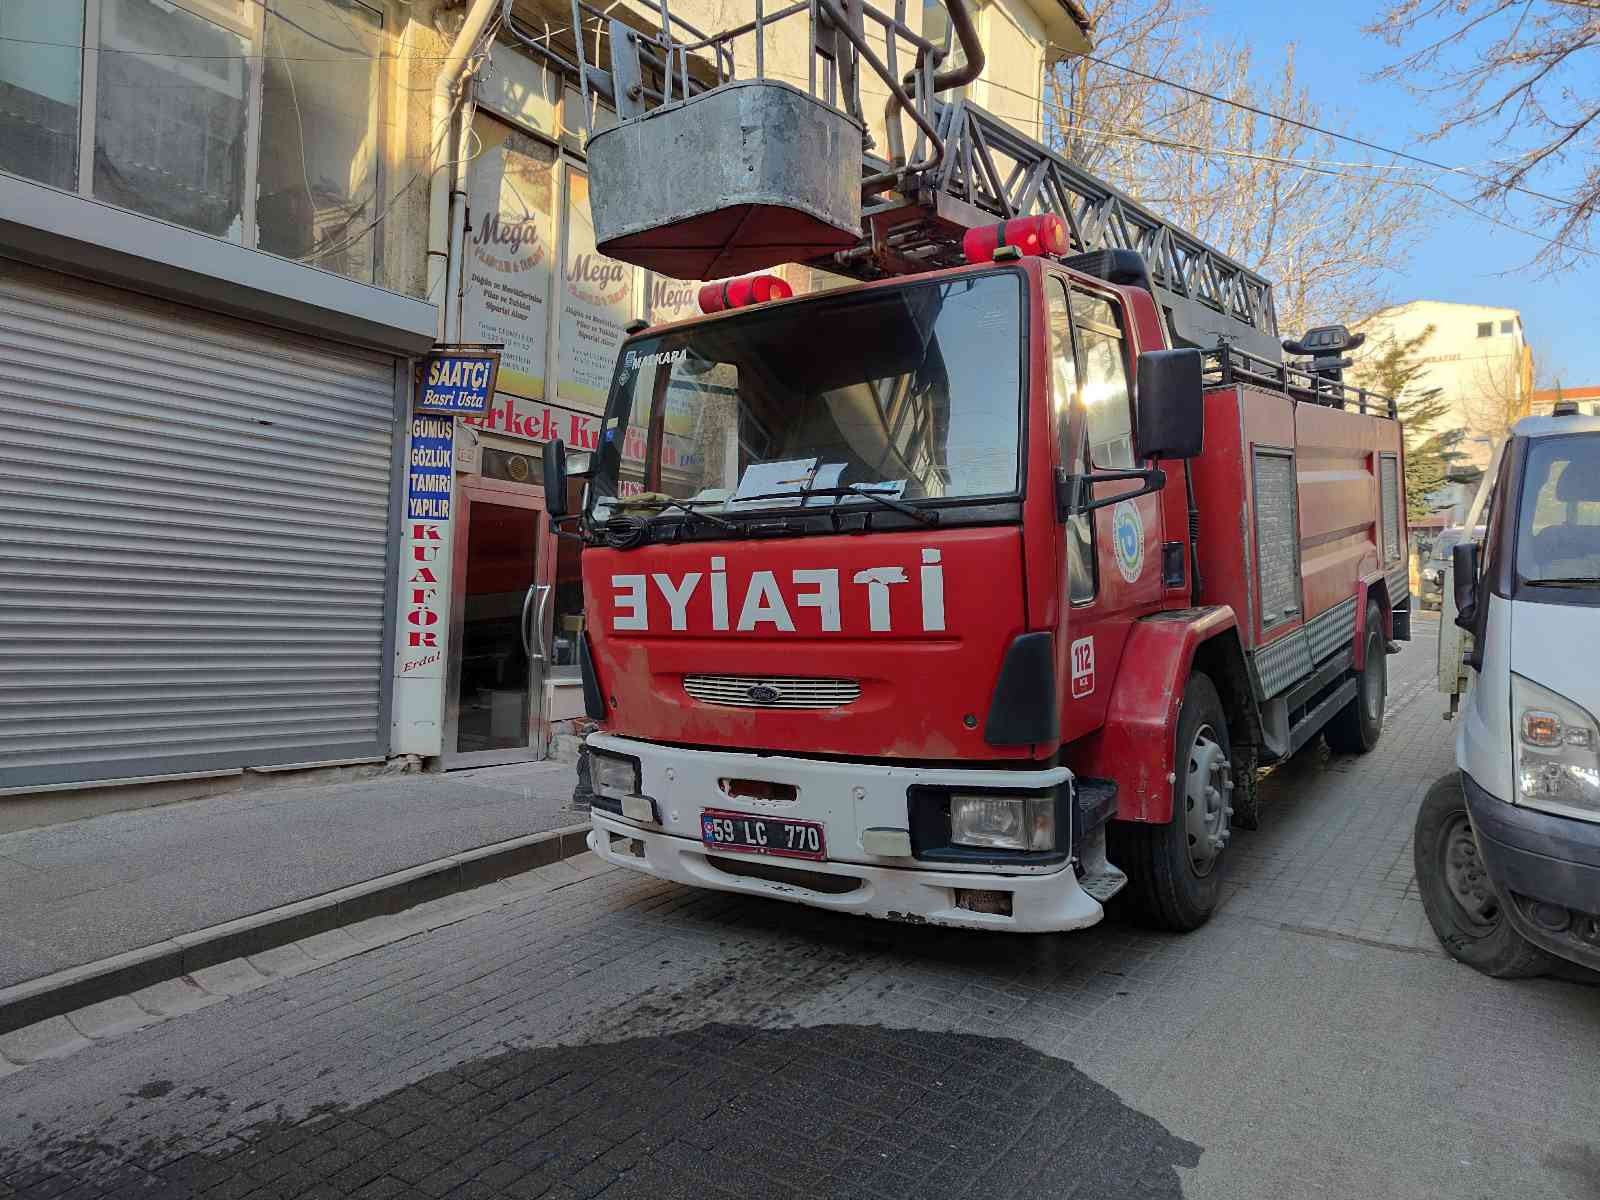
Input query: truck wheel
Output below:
<box><xmin>1414</xmin><ymin>774</ymin><xmax>1553</xmax><ymax>979</ymax></box>
<box><xmin>1325</xmin><ymin>600</ymin><xmax>1386</xmax><ymax>754</ymax></box>
<box><xmin>1110</xmin><ymin>672</ymin><xmax>1233</xmax><ymax>932</ymax></box>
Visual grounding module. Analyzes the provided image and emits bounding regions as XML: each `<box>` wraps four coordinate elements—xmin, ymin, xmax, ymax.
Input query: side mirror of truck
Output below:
<box><xmin>1452</xmin><ymin>542</ymin><xmax>1479</xmax><ymax>630</ymax></box>
<box><xmin>543</xmin><ymin>439</ymin><xmax>570</xmax><ymax>517</ymax></box>
<box><xmin>1134</xmin><ymin>348</ymin><xmax>1205</xmax><ymax>460</ymax></box>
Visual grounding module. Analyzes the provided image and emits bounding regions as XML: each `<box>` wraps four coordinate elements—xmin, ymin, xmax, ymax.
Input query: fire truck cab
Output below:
<box><xmin>548</xmin><ymin>246</ymin><xmax>1410</xmax><ymax>933</ymax></box>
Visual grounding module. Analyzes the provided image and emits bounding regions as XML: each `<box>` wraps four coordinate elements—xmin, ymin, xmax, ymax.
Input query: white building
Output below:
<box><xmin>1357</xmin><ymin>300</ymin><xmax>1535</xmax><ymax>470</ymax></box>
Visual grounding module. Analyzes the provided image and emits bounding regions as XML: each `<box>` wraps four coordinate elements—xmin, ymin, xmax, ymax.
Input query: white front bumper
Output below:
<box><xmin>585</xmin><ymin>733</ymin><xmax>1106</xmax><ymax>933</ymax></box>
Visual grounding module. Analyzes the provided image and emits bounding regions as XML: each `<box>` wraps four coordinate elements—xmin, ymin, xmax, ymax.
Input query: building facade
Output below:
<box><xmin>0</xmin><ymin>0</ymin><xmax>1086</xmax><ymax>798</ymax></box>
<box><xmin>1357</xmin><ymin>300</ymin><xmax>1535</xmax><ymax>471</ymax></box>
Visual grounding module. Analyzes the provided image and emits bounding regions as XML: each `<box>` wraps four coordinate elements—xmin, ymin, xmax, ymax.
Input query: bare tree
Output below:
<box><xmin>1462</xmin><ymin>350</ymin><xmax>1534</xmax><ymax>449</ymax></box>
<box><xmin>1046</xmin><ymin>2</ymin><xmax>1428</xmax><ymax>335</ymax></box>
<box><xmin>1368</xmin><ymin>0</ymin><xmax>1599</xmax><ymax>271</ymax></box>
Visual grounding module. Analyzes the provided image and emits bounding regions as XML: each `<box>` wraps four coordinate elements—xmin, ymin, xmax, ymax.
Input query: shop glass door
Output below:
<box><xmin>442</xmin><ymin>481</ymin><xmax>557</xmax><ymax>767</ymax></box>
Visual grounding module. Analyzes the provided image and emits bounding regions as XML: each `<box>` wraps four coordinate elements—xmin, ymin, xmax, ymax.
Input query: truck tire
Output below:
<box><xmin>1110</xmin><ymin>672</ymin><xmax>1233</xmax><ymax>932</ymax></box>
<box><xmin>1325</xmin><ymin>599</ymin><xmax>1386</xmax><ymax>754</ymax></box>
<box><xmin>1414</xmin><ymin>774</ymin><xmax>1553</xmax><ymax>979</ymax></box>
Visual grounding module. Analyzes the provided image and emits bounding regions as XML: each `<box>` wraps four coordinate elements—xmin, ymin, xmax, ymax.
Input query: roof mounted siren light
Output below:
<box><xmin>962</xmin><ymin>215</ymin><xmax>1069</xmax><ymax>265</ymax></box>
<box><xmin>1283</xmin><ymin>324</ymin><xmax>1365</xmax><ymax>391</ymax></box>
<box><xmin>697</xmin><ymin>274</ymin><xmax>795</xmax><ymax>315</ymax></box>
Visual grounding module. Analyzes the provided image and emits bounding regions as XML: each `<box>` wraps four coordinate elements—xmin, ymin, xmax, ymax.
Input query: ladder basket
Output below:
<box><xmin>587</xmin><ymin>80</ymin><xmax>865</xmax><ymax>280</ymax></box>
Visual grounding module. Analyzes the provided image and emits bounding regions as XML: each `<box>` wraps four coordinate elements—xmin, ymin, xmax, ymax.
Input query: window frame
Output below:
<box><xmin>1049</xmin><ymin>272</ymin><xmax>1139</xmax><ymax>606</ymax></box>
<box><xmin>1069</xmin><ymin>287</ymin><xmax>1136</xmax><ymax>471</ymax></box>
<box><xmin>20</xmin><ymin>0</ymin><xmax>386</xmax><ymax>275</ymax></box>
<box><xmin>1477</xmin><ymin>322</ymin><xmax>1494</xmax><ymax>338</ymax></box>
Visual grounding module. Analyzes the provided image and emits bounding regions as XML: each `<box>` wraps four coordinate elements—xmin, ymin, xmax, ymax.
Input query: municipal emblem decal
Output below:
<box><xmin>1112</xmin><ymin>500</ymin><xmax>1144</xmax><ymax>583</ymax></box>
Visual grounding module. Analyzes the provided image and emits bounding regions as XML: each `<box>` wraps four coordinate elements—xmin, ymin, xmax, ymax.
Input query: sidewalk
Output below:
<box><xmin>0</xmin><ymin>760</ymin><xmax>582</xmax><ymax>993</ymax></box>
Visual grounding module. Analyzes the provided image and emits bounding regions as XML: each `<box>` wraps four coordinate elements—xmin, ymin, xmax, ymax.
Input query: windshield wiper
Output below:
<box><xmin>735</xmin><ymin>485</ymin><xmax>940</xmax><ymax>526</ymax></box>
<box><xmin>1524</xmin><ymin>576</ymin><xmax>1600</xmax><ymax>588</ymax></box>
<box><xmin>612</xmin><ymin>496</ymin><xmax>740</xmax><ymax>531</ymax></box>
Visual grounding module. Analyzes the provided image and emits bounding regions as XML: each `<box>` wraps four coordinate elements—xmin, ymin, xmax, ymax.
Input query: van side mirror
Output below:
<box><xmin>1452</xmin><ymin>542</ymin><xmax>1479</xmax><ymax>630</ymax></box>
<box><xmin>543</xmin><ymin>439</ymin><xmax>570</xmax><ymax>518</ymax></box>
<box><xmin>1135</xmin><ymin>348</ymin><xmax>1205</xmax><ymax>460</ymax></box>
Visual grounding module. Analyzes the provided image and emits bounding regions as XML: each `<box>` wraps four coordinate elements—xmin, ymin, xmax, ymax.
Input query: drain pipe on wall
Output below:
<box><xmin>428</xmin><ymin>0</ymin><xmax>500</xmax><ymax>343</ymax></box>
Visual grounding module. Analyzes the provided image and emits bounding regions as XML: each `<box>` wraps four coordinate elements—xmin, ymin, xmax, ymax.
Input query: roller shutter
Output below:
<box><xmin>0</xmin><ymin>265</ymin><xmax>400</xmax><ymax>789</ymax></box>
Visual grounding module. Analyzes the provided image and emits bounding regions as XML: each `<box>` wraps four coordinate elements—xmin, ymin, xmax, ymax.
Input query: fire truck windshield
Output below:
<box><xmin>587</xmin><ymin>271</ymin><xmax>1024</xmax><ymax>526</ymax></box>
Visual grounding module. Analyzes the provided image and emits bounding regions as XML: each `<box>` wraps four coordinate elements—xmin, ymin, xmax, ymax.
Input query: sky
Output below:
<box><xmin>1202</xmin><ymin>1</ymin><xmax>1597</xmax><ymax>386</ymax></box>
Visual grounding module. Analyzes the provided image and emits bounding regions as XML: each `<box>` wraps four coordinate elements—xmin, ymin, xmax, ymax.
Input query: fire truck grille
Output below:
<box><xmin>683</xmin><ymin>674</ymin><xmax>861</xmax><ymax>709</ymax></box>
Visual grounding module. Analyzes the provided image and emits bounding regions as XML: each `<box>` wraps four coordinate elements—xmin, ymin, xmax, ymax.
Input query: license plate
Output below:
<box><xmin>700</xmin><ymin>808</ymin><xmax>826</xmax><ymax>861</ymax></box>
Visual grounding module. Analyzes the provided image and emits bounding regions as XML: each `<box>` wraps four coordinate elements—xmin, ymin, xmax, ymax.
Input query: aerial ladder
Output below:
<box><xmin>500</xmin><ymin>0</ymin><xmax>1283</xmax><ymax>361</ymax></box>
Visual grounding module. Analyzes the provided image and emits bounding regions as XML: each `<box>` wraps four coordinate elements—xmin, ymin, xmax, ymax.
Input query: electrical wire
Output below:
<box><xmin>1054</xmin><ymin>45</ymin><xmax>1580</xmax><ymax>211</ymax></box>
<box><xmin>769</xmin><ymin>63</ymin><xmax>1596</xmax><ymax>259</ymax></box>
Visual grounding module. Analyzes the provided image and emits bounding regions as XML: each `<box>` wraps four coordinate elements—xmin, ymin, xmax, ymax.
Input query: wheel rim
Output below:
<box><xmin>1184</xmin><ymin>722</ymin><xmax>1234</xmax><ymax>877</ymax></box>
<box><xmin>1439</xmin><ymin>813</ymin><xmax>1499</xmax><ymax>929</ymax></box>
<box><xmin>1361</xmin><ymin>633</ymin><xmax>1386</xmax><ymax>724</ymax></box>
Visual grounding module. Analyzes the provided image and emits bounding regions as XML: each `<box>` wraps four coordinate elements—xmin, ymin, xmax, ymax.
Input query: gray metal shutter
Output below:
<box><xmin>0</xmin><ymin>266</ymin><xmax>399</xmax><ymax>789</ymax></box>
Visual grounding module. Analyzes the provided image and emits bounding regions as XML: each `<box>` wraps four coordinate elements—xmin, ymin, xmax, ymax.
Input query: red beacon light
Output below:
<box><xmin>697</xmin><ymin>273</ymin><xmax>795</xmax><ymax>314</ymax></box>
<box><xmin>961</xmin><ymin>214</ymin><xmax>1069</xmax><ymax>264</ymax></box>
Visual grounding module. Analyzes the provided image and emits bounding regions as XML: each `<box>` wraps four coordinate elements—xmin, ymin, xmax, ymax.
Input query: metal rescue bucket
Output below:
<box><xmin>586</xmin><ymin>79</ymin><xmax>864</xmax><ymax>281</ymax></box>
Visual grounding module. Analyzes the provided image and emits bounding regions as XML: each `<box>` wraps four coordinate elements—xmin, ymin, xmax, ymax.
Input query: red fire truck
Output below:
<box><xmin>525</xmin><ymin>0</ymin><xmax>1411</xmax><ymax>932</ymax></box>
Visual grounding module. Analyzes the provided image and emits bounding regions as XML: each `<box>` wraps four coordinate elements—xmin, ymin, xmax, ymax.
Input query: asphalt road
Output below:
<box><xmin>2</xmin><ymin>625</ymin><xmax>1597</xmax><ymax>1200</ymax></box>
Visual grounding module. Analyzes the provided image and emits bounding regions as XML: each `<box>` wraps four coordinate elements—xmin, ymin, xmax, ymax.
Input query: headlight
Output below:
<box><xmin>590</xmin><ymin>750</ymin><xmax>641</xmax><ymax>798</ymax></box>
<box><xmin>1514</xmin><ymin>675</ymin><xmax>1600</xmax><ymax>819</ymax></box>
<box><xmin>949</xmin><ymin>792</ymin><xmax>1055</xmax><ymax>851</ymax></box>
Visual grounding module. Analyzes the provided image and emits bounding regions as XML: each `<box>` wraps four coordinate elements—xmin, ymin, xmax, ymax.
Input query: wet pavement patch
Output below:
<box><xmin>0</xmin><ymin>1023</ymin><xmax>1200</xmax><ymax>1198</ymax></box>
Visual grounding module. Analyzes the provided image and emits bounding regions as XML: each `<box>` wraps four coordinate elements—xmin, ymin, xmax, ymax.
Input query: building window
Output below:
<box><xmin>1477</xmin><ymin>322</ymin><xmax>1493</xmax><ymax>337</ymax></box>
<box><xmin>94</xmin><ymin>0</ymin><xmax>250</xmax><ymax>239</ymax></box>
<box><xmin>257</xmin><ymin>0</ymin><xmax>384</xmax><ymax>281</ymax></box>
<box><xmin>1500</xmin><ymin>319</ymin><xmax>1514</xmax><ymax>335</ymax></box>
<box><xmin>0</xmin><ymin>0</ymin><xmax>84</xmax><ymax>191</ymax></box>
<box><xmin>0</xmin><ymin>0</ymin><xmax>388</xmax><ymax>287</ymax></box>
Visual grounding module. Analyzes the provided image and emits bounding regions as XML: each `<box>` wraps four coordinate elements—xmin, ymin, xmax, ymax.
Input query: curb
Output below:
<box><xmin>0</xmin><ymin>823</ymin><xmax>593</xmax><ymax>1038</ymax></box>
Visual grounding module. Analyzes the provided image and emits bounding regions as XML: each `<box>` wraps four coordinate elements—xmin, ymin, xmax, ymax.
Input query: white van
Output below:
<box><xmin>1421</xmin><ymin>411</ymin><xmax>1600</xmax><ymax>977</ymax></box>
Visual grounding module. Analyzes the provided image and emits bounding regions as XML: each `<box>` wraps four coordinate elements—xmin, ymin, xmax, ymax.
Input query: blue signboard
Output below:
<box><xmin>407</xmin><ymin>416</ymin><xmax>453</xmax><ymax>521</ymax></box>
<box><xmin>416</xmin><ymin>347</ymin><xmax>501</xmax><ymax>415</ymax></box>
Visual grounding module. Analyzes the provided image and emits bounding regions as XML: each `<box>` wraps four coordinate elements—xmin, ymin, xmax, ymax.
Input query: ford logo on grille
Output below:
<box><xmin>746</xmin><ymin>684</ymin><xmax>782</xmax><ymax>704</ymax></box>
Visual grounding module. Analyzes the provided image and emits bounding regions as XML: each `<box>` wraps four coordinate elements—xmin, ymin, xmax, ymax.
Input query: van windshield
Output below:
<box><xmin>586</xmin><ymin>272</ymin><xmax>1024</xmax><ymax>523</ymax></box>
<box><xmin>1517</xmin><ymin>434</ymin><xmax>1600</xmax><ymax>592</ymax></box>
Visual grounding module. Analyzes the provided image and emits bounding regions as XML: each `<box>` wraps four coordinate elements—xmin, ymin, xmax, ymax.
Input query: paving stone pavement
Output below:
<box><xmin>1</xmin><ymin>628</ymin><xmax>1597</xmax><ymax>1200</ymax></box>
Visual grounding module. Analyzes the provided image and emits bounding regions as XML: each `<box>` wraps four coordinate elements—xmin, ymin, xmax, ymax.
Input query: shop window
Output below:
<box><xmin>94</xmin><ymin>0</ymin><xmax>250</xmax><ymax>239</ymax></box>
<box><xmin>0</xmin><ymin>0</ymin><xmax>84</xmax><ymax>190</ymax></box>
<box><xmin>256</xmin><ymin>0</ymin><xmax>383</xmax><ymax>282</ymax></box>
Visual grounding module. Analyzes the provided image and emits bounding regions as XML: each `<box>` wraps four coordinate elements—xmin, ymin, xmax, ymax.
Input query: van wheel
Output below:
<box><xmin>1414</xmin><ymin>774</ymin><xmax>1553</xmax><ymax>979</ymax></box>
<box><xmin>1111</xmin><ymin>672</ymin><xmax>1233</xmax><ymax>932</ymax></box>
<box><xmin>1326</xmin><ymin>600</ymin><xmax>1386</xmax><ymax>754</ymax></box>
